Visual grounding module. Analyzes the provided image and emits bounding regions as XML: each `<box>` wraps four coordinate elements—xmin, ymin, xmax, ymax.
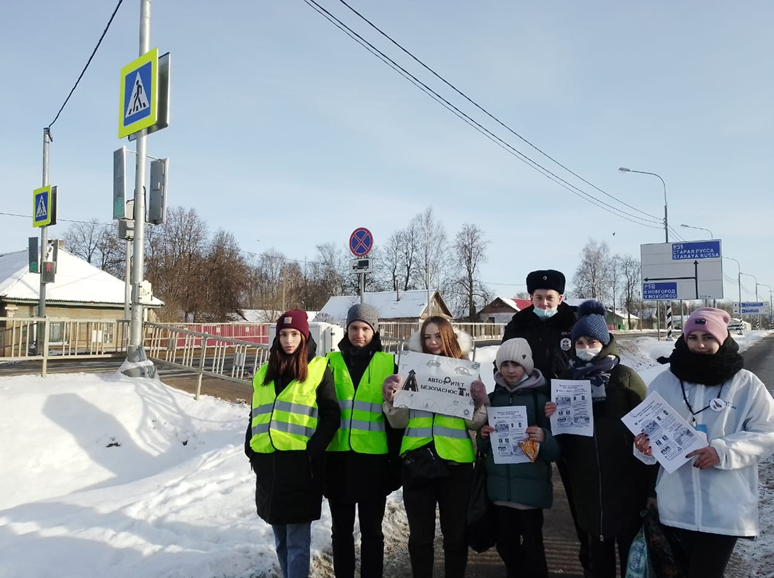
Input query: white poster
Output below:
<box><xmin>550</xmin><ymin>379</ymin><xmax>594</xmax><ymax>437</ymax></box>
<box><xmin>487</xmin><ymin>405</ymin><xmax>532</xmax><ymax>464</ymax></box>
<box><xmin>621</xmin><ymin>391</ymin><xmax>708</xmax><ymax>474</ymax></box>
<box><xmin>393</xmin><ymin>350</ymin><xmax>479</xmax><ymax>419</ymax></box>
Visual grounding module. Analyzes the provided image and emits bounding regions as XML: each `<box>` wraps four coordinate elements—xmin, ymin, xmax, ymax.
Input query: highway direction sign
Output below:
<box><xmin>641</xmin><ymin>240</ymin><xmax>723</xmax><ymax>300</ymax></box>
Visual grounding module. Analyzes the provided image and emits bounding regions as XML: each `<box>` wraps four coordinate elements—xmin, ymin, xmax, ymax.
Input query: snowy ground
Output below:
<box><xmin>0</xmin><ymin>332</ymin><xmax>771</xmax><ymax>578</ymax></box>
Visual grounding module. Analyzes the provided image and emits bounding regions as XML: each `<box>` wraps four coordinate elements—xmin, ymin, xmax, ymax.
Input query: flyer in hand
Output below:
<box><xmin>394</xmin><ymin>350</ymin><xmax>479</xmax><ymax>419</ymax></box>
<box><xmin>621</xmin><ymin>391</ymin><xmax>708</xmax><ymax>474</ymax></box>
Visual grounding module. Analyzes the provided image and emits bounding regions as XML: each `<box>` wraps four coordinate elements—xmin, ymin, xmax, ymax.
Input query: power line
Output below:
<box><xmin>47</xmin><ymin>0</ymin><xmax>125</xmax><ymax>129</ymax></box>
<box><xmin>301</xmin><ymin>0</ymin><xmax>662</xmax><ymax>230</ymax></box>
<box><xmin>333</xmin><ymin>0</ymin><xmax>663</xmax><ymax>224</ymax></box>
<box><xmin>0</xmin><ymin>210</ymin><xmax>111</xmax><ymax>226</ymax></box>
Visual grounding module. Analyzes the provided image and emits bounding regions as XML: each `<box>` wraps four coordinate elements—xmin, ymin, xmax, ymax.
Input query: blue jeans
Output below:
<box><xmin>272</xmin><ymin>522</ymin><xmax>312</xmax><ymax>578</ymax></box>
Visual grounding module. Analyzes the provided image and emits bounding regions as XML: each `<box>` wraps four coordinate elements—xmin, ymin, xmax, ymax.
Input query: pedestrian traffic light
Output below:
<box><xmin>28</xmin><ymin>237</ymin><xmax>38</xmax><ymax>273</ymax></box>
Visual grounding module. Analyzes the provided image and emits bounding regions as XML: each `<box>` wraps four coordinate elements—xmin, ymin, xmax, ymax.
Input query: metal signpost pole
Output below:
<box><xmin>40</xmin><ymin>129</ymin><xmax>50</xmax><ymax>320</ymax></box>
<box><xmin>127</xmin><ymin>0</ymin><xmax>152</xmax><ymax>373</ymax></box>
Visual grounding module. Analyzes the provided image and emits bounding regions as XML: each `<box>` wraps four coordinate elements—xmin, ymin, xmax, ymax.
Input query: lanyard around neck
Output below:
<box><xmin>679</xmin><ymin>380</ymin><xmax>723</xmax><ymax>424</ymax></box>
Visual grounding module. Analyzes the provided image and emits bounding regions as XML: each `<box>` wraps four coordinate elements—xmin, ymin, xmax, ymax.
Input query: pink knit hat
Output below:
<box><xmin>683</xmin><ymin>307</ymin><xmax>730</xmax><ymax>344</ymax></box>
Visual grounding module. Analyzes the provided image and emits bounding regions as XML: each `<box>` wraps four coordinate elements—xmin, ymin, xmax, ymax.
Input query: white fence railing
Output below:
<box><xmin>143</xmin><ymin>322</ymin><xmax>271</xmax><ymax>399</ymax></box>
<box><xmin>0</xmin><ymin>317</ymin><xmax>130</xmax><ymax>376</ymax></box>
<box><xmin>378</xmin><ymin>321</ymin><xmax>506</xmax><ymax>341</ymax></box>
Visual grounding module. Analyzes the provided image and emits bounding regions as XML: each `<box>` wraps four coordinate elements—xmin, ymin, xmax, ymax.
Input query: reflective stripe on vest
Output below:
<box><xmin>401</xmin><ymin>409</ymin><xmax>475</xmax><ymax>463</ymax></box>
<box><xmin>326</xmin><ymin>351</ymin><xmax>394</xmax><ymax>454</ymax></box>
<box><xmin>249</xmin><ymin>356</ymin><xmax>329</xmax><ymax>453</ymax></box>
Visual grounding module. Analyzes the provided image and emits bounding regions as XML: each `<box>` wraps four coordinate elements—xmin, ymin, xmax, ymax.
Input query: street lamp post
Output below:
<box><xmin>740</xmin><ymin>272</ymin><xmax>758</xmax><ymax>329</ymax></box>
<box><xmin>680</xmin><ymin>224</ymin><xmax>714</xmax><ymax>239</ymax></box>
<box><xmin>619</xmin><ymin>166</ymin><xmax>673</xmax><ymax>339</ymax></box>
<box><xmin>758</xmin><ymin>284</ymin><xmax>773</xmax><ymax>329</ymax></box>
<box><xmin>681</xmin><ymin>224</ymin><xmax>716</xmax><ymax>305</ymax></box>
<box><xmin>724</xmin><ymin>257</ymin><xmax>743</xmax><ymax>330</ymax></box>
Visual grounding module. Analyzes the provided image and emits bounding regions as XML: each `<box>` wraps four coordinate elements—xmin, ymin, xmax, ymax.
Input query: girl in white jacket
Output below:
<box><xmin>634</xmin><ymin>307</ymin><xmax>774</xmax><ymax>578</ymax></box>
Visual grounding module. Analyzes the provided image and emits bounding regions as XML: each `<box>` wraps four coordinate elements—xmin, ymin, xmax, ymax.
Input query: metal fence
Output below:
<box><xmin>378</xmin><ymin>321</ymin><xmax>506</xmax><ymax>341</ymax></box>
<box><xmin>0</xmin><ymin>317</ymin><xmax>130</xmax><ymax>376</ymax></box>
<box><xmin>143</xmin><ymin>322</ymin><xmax>271</xmax><ymax>399</ymax></box>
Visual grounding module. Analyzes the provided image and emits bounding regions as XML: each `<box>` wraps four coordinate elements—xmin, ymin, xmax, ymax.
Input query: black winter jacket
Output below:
<box><xmin>501</xmin><ymin>302</ymin><xmax>576</xmax><ymax>379</ymax></box>
<box><xmin>323</xmin><ymin>333</ymin><xmax>403</xmax><ymax>503</ymax></box>
<box><xmin>244</xmin><ymin>336</ymin><xmax>340</xmax><ymax>525</ymax></box>
<box><xmin>557</xmin><ymin>337</ymin><xmax>653</xmax><ymax>540</ymax></box>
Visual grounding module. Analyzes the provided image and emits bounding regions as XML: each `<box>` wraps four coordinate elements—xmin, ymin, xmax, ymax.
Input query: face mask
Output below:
<box><xmin>533</xmin><ymin>307</ymin><xmax>558</xmax><ymax>319</ymax></box>
<box><xmin>576</xmin><ymin>347</ymin><xmax>602</xmax><ymax>361</ymax></box>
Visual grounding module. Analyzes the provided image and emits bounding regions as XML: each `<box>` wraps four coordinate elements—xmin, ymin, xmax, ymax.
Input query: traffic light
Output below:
<box><xmin>28</xmin><ymin>237</ymin><xmax>38</xmax><ymax>273</ymax></box>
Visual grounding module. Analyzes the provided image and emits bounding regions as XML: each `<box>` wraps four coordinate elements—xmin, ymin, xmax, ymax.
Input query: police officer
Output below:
<box><xmin>325</xmin><ymin>304</ymin><xmax>402</xmax><ymax>578</ymax></box>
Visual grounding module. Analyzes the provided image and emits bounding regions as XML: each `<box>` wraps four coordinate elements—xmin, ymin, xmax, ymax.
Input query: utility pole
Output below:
<box><xmin>36</xmin><ymin>127</ymin><xmax>52</xmax><ymax>354</ymax></box>
<box><xmin>125</xmin><ymin>0</ymin><xmax>154</xmax><ymax>376</ymax></box>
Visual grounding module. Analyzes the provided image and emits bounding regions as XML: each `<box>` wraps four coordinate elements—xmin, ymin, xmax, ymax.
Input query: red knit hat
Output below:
<box><xmin>276</xmin><ymin>309</ymin><xmax>309</xmax><ymax>339</ymax></box>
<box><xmin>683</xmin><ymin>307</ymin><xmax>730</xmax><ymax>344</ymax></box>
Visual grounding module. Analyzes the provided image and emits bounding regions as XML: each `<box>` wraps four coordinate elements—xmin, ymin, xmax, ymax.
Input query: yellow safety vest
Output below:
<box><xmin>401</xmin><ymin>410</ymin><xmax>475</xmax><ymax>463</ymax></box>
<box><xmin>326</xmin><ymin>351</ymin><xmax>394</xmax><ymax>454</ymax></box>
<box><xmin>249</xmin><ymin>356</ymin><xmax>329</xmax><ymax>453</ymax></box>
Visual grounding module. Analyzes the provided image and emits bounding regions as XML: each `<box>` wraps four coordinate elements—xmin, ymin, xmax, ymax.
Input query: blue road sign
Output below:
<box><xmin>643</xmin><ymin>282</ymin><xmax>678</xmax><ymax>300</ymax></box>
<box><xmin>118</xmin><ymin>49</ymin><xmax>158</xmax><ymax>138</ymax></box>
<box><xmin>349</xmin><ymin>227</ymin><xmax>373</xmax><ymax>257</ymax></box>
<box><xmin>33</xmin><ymin>186</ymin><xmax>51</xmax><ymax>227</ymax></box>
<box><xmin>671</xmin><ymin>241</ymin><xmax>721</xmax><ymax>261</ymax></box>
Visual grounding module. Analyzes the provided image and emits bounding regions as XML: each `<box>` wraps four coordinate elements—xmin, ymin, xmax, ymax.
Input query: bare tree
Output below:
<box><xmin>620</xmin><ymin>255</ymin><xmax>641</xmax><ymax>329</ymax></box>
<box><xmin>572</xmin><ymin>239</ymin><xmax>613</xmax><ymax>304</ymax></box>
<box><xmin>415</xmin><ymin>207</ymin><xmax>449</xmax><ymax>293</ymax></box>
<box><xmin>63</xmin><ymin>219</ymin><xmax>126</xmax><ymax>277</ymax></box>
<box><xmin>453</xmin><ymin>223</ymin><xmax>489</xmax><ymax>319</ymax></box>
<box><xmin>145</xmin><ymin>206</ymin><xmax>208</xmax><ymax>321</ymax></box>
<box><xmin>198</xmin><ymin>229</ymin><xmax>250</xmax><ymax>321</ymax></box>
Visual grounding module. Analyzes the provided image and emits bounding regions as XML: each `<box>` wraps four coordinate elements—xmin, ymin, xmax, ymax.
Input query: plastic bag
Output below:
<box><xmin>625</xmin><ymin>525</ymin><xmax>649</xmax><ymax>578</ymax></box>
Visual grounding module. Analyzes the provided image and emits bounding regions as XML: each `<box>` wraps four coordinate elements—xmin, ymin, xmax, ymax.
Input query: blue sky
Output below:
<box><xmin>1</xmin><ymin>1</ymin><xmax>772</xmax><ymax>302</ymax></box>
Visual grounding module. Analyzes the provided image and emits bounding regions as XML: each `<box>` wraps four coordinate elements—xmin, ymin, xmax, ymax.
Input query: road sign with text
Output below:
<box><xmin>641</xmin><ymin>240</ymin><xmax>723</xmax><ymax>300</ymax></box>
<box><xmin>733</xmin><ymin>302</ymin><xmax>770</xmax><ymax>315</ymax></box>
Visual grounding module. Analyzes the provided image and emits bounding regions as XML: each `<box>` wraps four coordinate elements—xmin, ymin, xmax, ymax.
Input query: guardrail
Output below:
<box><xmin>0</xmin><ymin>317</ymin><xmax>129</xmax><ymax>376</ymax></box>
<box><xmin>379</xmin><ymin>321</ymin><xmax>506</xmax><ymax>341</ymax></box>
<box><xmin>143</xmin><ymin>322</ymin><xmax>271</xmax><ymax>399</ymax></box>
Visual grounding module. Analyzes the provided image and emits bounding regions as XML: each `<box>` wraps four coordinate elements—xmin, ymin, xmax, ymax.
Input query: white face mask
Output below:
<box><xmin>576</xmin><ymin>347</ymin><xmax>602</xmax><ymax>361</ymax></box>
<box><xmin>533</xmin><ymin>307</ymin><xmax>558</xmax><ymax>319</ymax></box>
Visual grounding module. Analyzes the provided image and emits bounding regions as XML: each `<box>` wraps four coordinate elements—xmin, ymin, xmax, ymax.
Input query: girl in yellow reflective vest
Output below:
<box><xmin>382</xmin><ymin>316</ymin><xmax>488</xmax><ymax>578</ymax></box>
<box><xmin>245</xmin><ymin>310</ymin><xmax>340</xmax><ymax>578</ymax></box>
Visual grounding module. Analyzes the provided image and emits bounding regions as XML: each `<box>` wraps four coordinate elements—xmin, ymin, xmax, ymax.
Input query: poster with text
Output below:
<box><xmin>487</xmin><ymin>405</ymin><xmax>532</xmax><ymax>464</ymax></box>
<box><xmin>550</xmin><ymin>379</ymin><xmax>594</xmax><ymax>437</ymax></box>
<box><xmin>394</xmin><ymin>350</ymin><xmax>479</xmax><ymax>419</ymax></box>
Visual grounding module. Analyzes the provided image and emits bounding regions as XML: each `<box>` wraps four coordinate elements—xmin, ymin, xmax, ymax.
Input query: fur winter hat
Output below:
<box><xmin>683</xmin><ymin>307</ymin><xmax>730</xmax><ymax>344</ymax></box>
<box><xmin>496</xmin><ymin>338</ymin><xmax>535</xmax><ymax>374</ymax></box>
<box><xmin>346</xmin><ymin>303</ymin><xmax>379</xmax><ymax>333</ymax></box>
<box><xmin>276</xmin><ymin>309</ymin><xmax>309</xmax><ymax>340</ymax></box>
<box><xmin>571</xmin><ymin>300</ymin><xmax>610</xmax><ymax>345</ymax></box>
<box><xmin>526</xmin><ymin>269</ymin><xmax>566</xmax><ymax>295</ymax></box>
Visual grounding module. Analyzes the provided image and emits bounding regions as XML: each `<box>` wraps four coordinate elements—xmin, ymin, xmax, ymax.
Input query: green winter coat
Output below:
<box><xmin>477</xmin><ymin>370</ymin><xmax>561</xmax><ymax>509</ymax></box>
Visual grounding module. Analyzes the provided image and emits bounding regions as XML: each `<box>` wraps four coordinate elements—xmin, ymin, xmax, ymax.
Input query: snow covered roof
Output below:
<box><xmin>0</xmin><ymin>249</ymin><xmax>163</xmax><ymax>307</ymax></box>
<box><xmin>319</xmin><ymin>290</ymin><xmax>446</xmax><ymax>322</ymax></box>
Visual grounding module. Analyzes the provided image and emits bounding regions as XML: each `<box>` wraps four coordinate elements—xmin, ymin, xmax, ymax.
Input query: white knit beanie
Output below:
<box><xmin>495</xmin><ymin>338</ymin><xmax>534</xmax><ymax>374</ymax></box>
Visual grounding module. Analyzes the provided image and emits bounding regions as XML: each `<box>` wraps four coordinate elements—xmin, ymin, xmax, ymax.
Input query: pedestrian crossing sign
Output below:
<box><xmin>118</xmin><ymin>48</ymin><xmax>158</xmax><ymax>139</ymax></box>
<box><xmin>32</xmin><ymin>186</ymin><xmax>52</xmax><ymax>227</ymax></box>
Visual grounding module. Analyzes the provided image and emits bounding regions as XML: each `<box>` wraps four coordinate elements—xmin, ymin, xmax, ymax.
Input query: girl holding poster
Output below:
<box><xmin>635</xmin><ymin>307</ymin><xmax>774</xmax><ymax>578</ymax></box>
<box><xmin>382</xmin><ymin>316</ymin><xmax>487</xmax><ymax>578</ymax></box>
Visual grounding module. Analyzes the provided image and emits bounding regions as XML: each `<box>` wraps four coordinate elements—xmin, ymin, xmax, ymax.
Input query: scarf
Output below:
<box><xmin>569</xmin><ymin>355</ymin><xmax>620</xmax><ymax>402</ymax></box>
<box><xmin>667</xmin><ymin>335</ymin><xmax>744</xmax><ymax>386</ymax></box>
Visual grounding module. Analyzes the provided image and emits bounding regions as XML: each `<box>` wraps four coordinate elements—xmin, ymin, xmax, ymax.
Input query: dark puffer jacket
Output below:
<box><xmin>244</xmin><ymin>336</ymin><xmax>340</xmax><ymax>525</ymax></box>
<box><xmin>557</xmin><ymin>336</ymin><xmax>652</xmax><ymax>540</ymax></box>
<box><xmin>323</xmin><ymin>333</ymin><xmax>403</xmax><ymax>503</ymax></box>
<box><xmin>477</xmin><ymin>370</ymin><xmax>560</xmax><ymax>509</ymax></box>
<box><xmin>501</xmin><ymin>302</ymin><xmax>576</xmax><ymax>379</ymax></box>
